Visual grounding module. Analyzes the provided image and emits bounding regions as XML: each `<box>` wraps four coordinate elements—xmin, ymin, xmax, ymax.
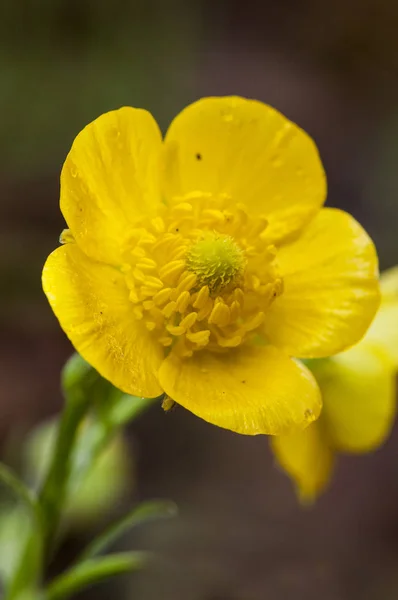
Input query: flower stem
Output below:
<box><xmin>38</xmin><ymin>386</ymin><xmax>90</xmax><ymax>556</ymax></box>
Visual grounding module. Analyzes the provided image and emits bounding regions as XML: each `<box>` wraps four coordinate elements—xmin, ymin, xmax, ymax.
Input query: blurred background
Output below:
<box><xmin>1</xmin><ymin>0</ymin><xmax>398</xmax><ymax>598</ymax></box>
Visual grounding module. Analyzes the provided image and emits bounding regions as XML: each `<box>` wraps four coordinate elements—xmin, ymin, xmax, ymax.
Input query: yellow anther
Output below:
<box><xmin>145</xmin><ymin>321</ymin><xmax>157</xmax><ymax>331</ymax></box>
<box><xmin>133</xmin><ymin>307</ymin><xmax>143</xmax><ymax>319</ymax></box>
<box><xmin>143</xmin><ymin>300</ymin><xmax>155</xmax><ymax>310</ymax></box>
<box><xmin>131</xmin><ymin>246</ymin><xmax>146</xmax><ymax>258</ymax></box>
<box><xmin>158</xmin><ymin>336</ymin><xmax>173</xmax><ymax>347</ymax></box>
<box><xmin>152</xmin><ymin>233</ymin><xmax>177</xmax><ymax>254</ymax></box>
<box><xmin>202</xmin><ymin>209</ymin><xmax>225</xmax><ymax>223</ymax></box>
<box><xmin>229</xmin><ymin>300</ymin><xmax>241</xmax><ymax>321</ymax></box>
<box><xmin>193</xmin><ymin>285</ymin><xmax>210</xmax><ymax>309</ymax></box>
<box><xmin>166</xmin><ymin>324</ymin><xmax>186</xmax><ymax>336</ymax></box>
<box><xmin>251</xmin><ymin>275</ymin><xmax>261</xmax><ymax>291</ymax></box>
<box><xmin>233</xmin><ymin>288</ymin><xmax>245</xmax><ymax>306</ymax></box>
<box><xmin>129</xmin><ymin>289</ymin><xmax>139</xmax><ymax>303</ymax></box>
<box><xmin>169</xmin><ymin>245</ymin><xmax>188</xmax><ymax>261</ymax></box>
<box><xmin>217</xmin><ymin>335</ymin><xmax>242</xmax><ymax>348</ymax></box>
<box><xmin>163</xmin><ymin>301</ymin><xmax>177</xmax><ymax>318</ymax></box>
<box><xmin>153</xmin><ymin>288</ymin><xmax>172</xmax><ymax>306</ymax></box>
<box><xmin>197</xmin><ymin>297</ymin><xmax>214</xmax><ymax>321</ymax></box>
<box><xmin>133</xmin><ymin>268</ymin><xmax>146</xmax><ymax>283</ymax></box>
<box><xmin>175</xmin><ymin>291</ymin><xmax>191</xmax><ymax>313</ymax></box>
<box><xmin>186</xmin><ymin>330</ymin><xmax>211</xmax><ymax>346</ymax></box>
<box><xmin>162</xmin><ymin>395</ymin><xmax>175</xmax><ymax>410</ymax></box>
<box><xmin>172</xmin><ymin>202</ymin><xmax>193</xmax><ymax>216</ymax></box>
<box><xmin>148</xmin><ymin>306</ymin><xmax>164</xmax><ymax>323</ymax></box>
<box><xmin>180</xmin><ymin>312</ymin><xmax>198</xmax><ymax>330</ymax></box>
<box><xmin>249</xmin><ymin>217</ymin><xmax>268</xmax><ymax>237</ymax></box>
<box><xmin>208</xmin><ymin>301</ymin><xmax>231</xmax><ymax>327</ymax></box>
<box><xmin>151</xmin><ymin>217</ymin><xmax>165</xmax><ymax>233</ymax></box>
<box><xmin>176</xmin><ymin>272</ymin><xmax>197</xmax><ymax>295</ymax></box>
<box><xmin>258</xmin><ymin>282</ymin><xmax>273</xmax><ymax>299</ymax></box>
<box><xmin>137</xmin><ymin>232</ymin><xmax>157</xmax><ymax>245</ymax></box>
<box><xmin>143</xmin><ymin>276</ymin><xmax>163</xmax><ymax>290</ymax></box>
<box><xmin>159</xmin><ymin>260</ymin><xmax>186</xmax><ymax>285</ymax></box>
<box><xmin>136</xmin><ymin>258</ymin><xmax>157</xmax><ymax>271</ymax></box>
<box><xmin>140</xmin><ymin>286</ymin><xmax>159</xmax><ymax>298</ymax></box>
<box><xmin>243</xmin><ymin>312</ymin><xmax>265</xmax><ymax>332</ymax></box>
<box><xmin>59</xmin><ymin>229</ymin><xmax>74</xmax><ymax>244</ymax></box>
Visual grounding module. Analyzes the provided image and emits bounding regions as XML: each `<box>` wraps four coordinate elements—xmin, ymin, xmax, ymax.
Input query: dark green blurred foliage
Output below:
<box><xmin>0</xmin><ymin>0</ymin><xmax>201</xmax><ymax>175</ymax></box>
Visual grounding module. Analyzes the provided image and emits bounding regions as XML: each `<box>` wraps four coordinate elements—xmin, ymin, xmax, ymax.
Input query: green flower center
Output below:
<box><xmin>186</xmin><ymin>233</ymin><xmax>246</xmax><ymax>294</ymax></box>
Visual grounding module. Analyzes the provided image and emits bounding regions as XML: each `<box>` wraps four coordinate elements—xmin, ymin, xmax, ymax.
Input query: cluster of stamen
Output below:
<box><xmin>122</xmin><ymin>192</ymin><xmax>283</xmax><ymax>358</ymax></box>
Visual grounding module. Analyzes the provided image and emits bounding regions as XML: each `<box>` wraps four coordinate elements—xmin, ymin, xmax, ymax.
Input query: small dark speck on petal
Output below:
<box><xmin>241</xmin><ymin>380</ymin><xmax>246</xmax><ymax>384</ymax></box>
<box><xmin>195</xmin><ymin>153</ymin><xmax>202</xmax><ymax>160</ymax></box>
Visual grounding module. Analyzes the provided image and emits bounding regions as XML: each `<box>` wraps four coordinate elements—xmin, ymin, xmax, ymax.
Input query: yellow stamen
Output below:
<box><xmin>125</xmin><ymin>193</ymin><xmax>283</xmax><ymax>357</ymax></box>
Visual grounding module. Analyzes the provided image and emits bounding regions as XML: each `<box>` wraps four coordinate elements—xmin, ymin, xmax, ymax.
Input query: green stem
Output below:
<box><xmin>0</xmin><ymin>462</ymin><xmax>42</xmax><ymax>527</ymax></box>
<box><xmin>0</xmin><ymin>463</ymin><xmax>44</xmax><ymax>600</ymax></box>
<box><xmin>46</xmin><ymin>552</ymin><xmax>149</xmax><ymax>600</ymax></box>
<box><xmin>38</xmin><ymin>388</ymin><xmax>90</xmax><ymax>556</ymax></box>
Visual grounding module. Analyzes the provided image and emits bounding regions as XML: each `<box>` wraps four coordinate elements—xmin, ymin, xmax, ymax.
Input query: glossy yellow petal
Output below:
<box><xmin>164</xmin><ymin>96</ymin><xmax>326</xmax><ymax>242</ymax></box>
<box><xmin>364</xmin><ymin>266</ymin><xmax>398</xmax><ymax>367</ymax></box>
<box><xmin>42</xmin><ymin>244</ymin><xmax>163</xmax><ymax>397</ymax></box>
<box><xmin>61</xmin><ymin>107</ymin><xmax>163</xmax><ymax>264</ymax></box>
<box><xmin>158</xmin><ymin>345</ymin><xmax>322</xmax><ymax>435</ymax></box>
<box><xmin>271</xmin><ymin>422</ymin><xmax>334</xmax><ymax>502</ymax></box>
<box><xmin>313</xmin><ymin>344</ymin><xmax>396</xmax><ymax>453</ymax></box>
<box><xmin>264</xmin><ymin>208</ymin><xmax>380</xmax><ymax>358</ymax></box>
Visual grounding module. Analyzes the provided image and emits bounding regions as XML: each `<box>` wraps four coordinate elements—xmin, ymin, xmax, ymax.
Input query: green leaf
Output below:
<box><xmin>78</xmin><ymin>499</ymin><xmax>178</xmax><ymax>561</ymax></box>
<box><xmin>46</xmin><ymin>552</ymin><xmax>149</xmax><ymax>600</ymax></box>
<box><xmin>4</xmin><ymin>514</ymin><xmax>42</xmax><ymax>600</ymax></box>
<box><xmin>0</xmin><ymin>466</ymin><xmax>43</xmax><ymax>600</ymax></box>
<box><xmin>38</xmin><ymin>352</ymin><xmax>161</xmax><ymax>555</ymax></box>
<box><xmin>61</xmin><ymin>353</ymin><xmax>96</xmax><ymax>393</ymax></box>
<box><xmin>97</xmin><ymin>390</ymin><xmax>159</xmax><ymax>428</ymax></box>
<box><xmin>65</xmin><ymin>375</ymin><xmax>159</xmax><ymax>504</ymax></box>
<box><xmin>38</xmin><ymin>355</ymin><xmax>99</xmax><ymax>554</ymax></box>
<box><xmin>0</xmin><ymin>462</ymin><xmax>40</xmax><ymax>523</ymax></box>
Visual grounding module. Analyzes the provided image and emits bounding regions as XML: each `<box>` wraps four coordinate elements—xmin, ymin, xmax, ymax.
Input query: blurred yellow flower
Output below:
<box><xmin>271</xmin><ymin>267</ymin><xmax>398</xmax><ymax>502</ymax></box>
<box><xmin>43</xmin><ymin>96</ymin><xmax>380</xmax><ymax>435</ymax></box>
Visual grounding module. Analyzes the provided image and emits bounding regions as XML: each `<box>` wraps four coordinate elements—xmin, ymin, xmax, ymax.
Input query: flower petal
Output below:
<box><xmin>364</xmin><ymin>266</ymin><xmax>398</xmax><ymax>367</ymax></box>
<box><xmin>263</xmin><ymin>208</ymin><xmax>380</xmax><ymax>358</ymax></box>
<box><xmin>270</xmin><ymin>422</ymin><xmax>334</xmax><ymax>503</ymax></box>
<box><xmin>163</xmin><ymin>96</ymin><xmax>326</xmax><ymax>242</ymax></box>
<box><xmin>61</xmin><ymin>107</ymin><xmax>163</xmax><ymax>264</ymax></box>
<box><xmin>42</xmin><ymin>244</ymin><xmax>163</xmax><ymax>397</ymax></box>
<box><xmin>158</xmin><ymin>345</ymin><xmax>322</xmax><ymax>435</ymax></box>
<box><xmin>313</xmin><ymin>345</ymin><xmax>396</xmax><ymax>453</ymax></box>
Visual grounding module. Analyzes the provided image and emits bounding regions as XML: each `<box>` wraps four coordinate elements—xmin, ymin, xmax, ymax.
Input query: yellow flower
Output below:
<box><xmin>42</xmin><ymin>97</ymin><xmax>380</xmax><ymax>436</ymax></box>
<box><xmin>271</xmin><ymin>267</ymin><xmax>398</xmax><ymax>501</ymax></box>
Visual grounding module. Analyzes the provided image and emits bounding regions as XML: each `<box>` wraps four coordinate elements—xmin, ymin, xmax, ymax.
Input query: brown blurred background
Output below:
<box><xmin>1</xmin><ymin>0</ymin><xmax>398</xmax><ymax>598</ymax></box>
